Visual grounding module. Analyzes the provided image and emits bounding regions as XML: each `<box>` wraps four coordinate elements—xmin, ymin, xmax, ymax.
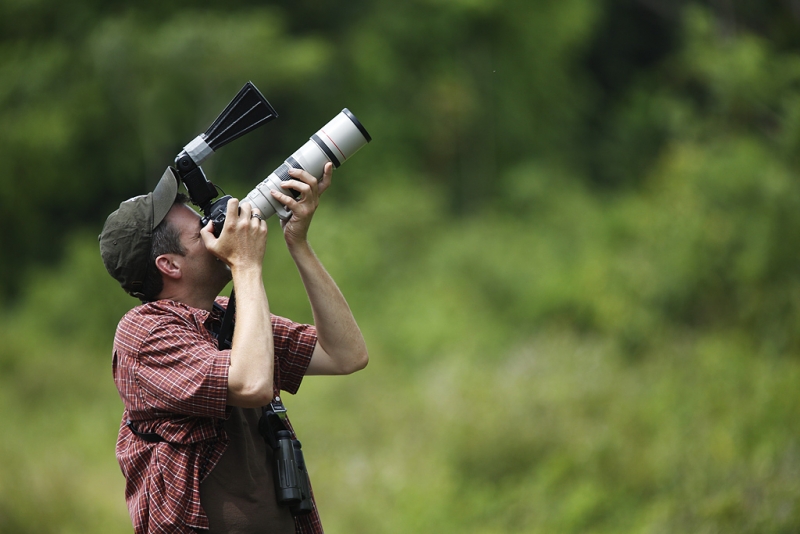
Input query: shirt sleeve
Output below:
<box><xmin>135</xmin><ymin>315</ymin><xmax>231</xmax><ymax>419</ymax></box>
<box><xmin>272</xmin><ymin>315</ymin><xmax>317</xmax><ymax>395</ymax></box>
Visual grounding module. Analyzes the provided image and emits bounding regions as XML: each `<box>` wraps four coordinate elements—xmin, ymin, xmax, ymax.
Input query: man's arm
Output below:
<box><xmin>202</xmin><ymin>198</ymin><xmax>275</xmax><ymax>407</ymax></box>
<box><xmin>271</xmin><ymin>164</ymin><xmax>369</xmax><ymax>376</ymax></box>
<box><xmin>290</xmin><ymin>242</ymin><xmax>369</xmax><ymax>375</ymax></box>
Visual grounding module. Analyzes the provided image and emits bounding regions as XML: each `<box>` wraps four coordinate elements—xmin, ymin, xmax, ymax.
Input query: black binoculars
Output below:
<box><xmin>273</xmin><ymin>430</ymin><xmax>314</xmax><ymax>515</ymax></box>
<box><xmin>258</xmin><ymin>402</ymin><xmax>313</xmax><ymax>516</ymax></box>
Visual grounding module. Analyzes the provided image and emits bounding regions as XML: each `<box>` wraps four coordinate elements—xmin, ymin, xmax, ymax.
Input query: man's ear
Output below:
<box><xmin>155</xmin><ymin>254</ymin><xmax>182</xmax><ymax>281</ymax></box>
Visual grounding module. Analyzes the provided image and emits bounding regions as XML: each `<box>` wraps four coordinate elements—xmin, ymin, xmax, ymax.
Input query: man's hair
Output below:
<box><xmin>140</xmin><ymin>193</ymin><xmax>190</xmax><ymax>302</ymax></box>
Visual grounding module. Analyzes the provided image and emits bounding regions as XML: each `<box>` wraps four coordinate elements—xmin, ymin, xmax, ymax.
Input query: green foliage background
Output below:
<box><xmin>1</xmin><ymin>0</ymin><xmax>800</xmax><ymax>532</ymax></box>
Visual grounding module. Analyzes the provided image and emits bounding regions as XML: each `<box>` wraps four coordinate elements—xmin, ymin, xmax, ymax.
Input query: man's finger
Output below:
<box><xmin>270</xmin><ymin>189</ymin><xmax>297</xmax><ymax>208</ymax></box>
<box><xmin>318</xmin><ymin>163</ymin><xmax>333</xmax><ymax>195</ymax></box>
<box><xmin>225</xmin><ymin>197</ymin><xmax>241</xmax><ymax>220</ymax></box>
<box><xmin>280</xmin><ymin>179</ymin><xmax>312</xmax><ymax>197</ymax></box>
<box><xmin>287</xmin><ymin>167</ymin><xmax>314</xmax><ymax>184</ymax></box>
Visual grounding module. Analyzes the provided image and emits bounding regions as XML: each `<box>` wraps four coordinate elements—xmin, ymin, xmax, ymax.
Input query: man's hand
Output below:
<box><xmin>270</xmin><ymin>162</ymin><xmax>333</xmax><ymax>247</ymax></box>
<box><xmin>201</xmin><ymin>198</ymin><xmax>268</xmax><ymax>272</ymax></box>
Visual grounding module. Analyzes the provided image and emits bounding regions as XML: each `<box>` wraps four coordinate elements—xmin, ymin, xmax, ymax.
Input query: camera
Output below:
<box><xmin>173</xmin><ymin>82</ymin><xmax>371</xmax><ymax>236</ymax></box>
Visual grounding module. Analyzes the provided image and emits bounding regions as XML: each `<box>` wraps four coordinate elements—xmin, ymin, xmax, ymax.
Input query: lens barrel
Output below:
<box><xmin>242</xmin><ymin>109</ymin><xmax>371</xmax><ymax>220</ymax></box>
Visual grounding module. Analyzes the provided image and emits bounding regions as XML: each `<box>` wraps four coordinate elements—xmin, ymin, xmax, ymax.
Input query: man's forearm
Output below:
<box><xmin>290</xmin><ymin>241</ymin><xmax>368</xmax><ymax>374</ymax></box>
<box><xmin>227</xmin><ymin>266</ymin><xmax>274</xmax><ymax>407</ymax></box>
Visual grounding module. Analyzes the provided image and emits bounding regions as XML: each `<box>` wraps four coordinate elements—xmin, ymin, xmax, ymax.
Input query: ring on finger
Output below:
<box><xmin>251</xmin><ymin>213</ymin><xmax>264</xmax><ymax>221</ymax></box>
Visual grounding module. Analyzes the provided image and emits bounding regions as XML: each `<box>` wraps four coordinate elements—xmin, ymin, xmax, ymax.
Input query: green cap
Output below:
<box><xmin>99</xmin><ymin>167</ymin><xmax>180</xmax><ymax>299</ymax></box>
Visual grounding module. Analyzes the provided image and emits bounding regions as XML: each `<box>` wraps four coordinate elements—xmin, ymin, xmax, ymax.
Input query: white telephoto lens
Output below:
<box><xmin>243</xmin><ymin>109</ymin><xmax>371</xmax><ymax>220</ymax></box>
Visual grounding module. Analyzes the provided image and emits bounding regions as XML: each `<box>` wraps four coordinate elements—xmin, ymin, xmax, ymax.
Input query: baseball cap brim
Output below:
<box><xmin>152</xmin><ymin>167</ymin><xmax>179</xmax><ymax>228</ymax></box>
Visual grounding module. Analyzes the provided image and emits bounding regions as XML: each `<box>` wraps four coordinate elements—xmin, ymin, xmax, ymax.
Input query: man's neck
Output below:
<box><xmin>157</xmin><ymin>287</ymin><xmax>218</xmax><ymax>312</ymax></box>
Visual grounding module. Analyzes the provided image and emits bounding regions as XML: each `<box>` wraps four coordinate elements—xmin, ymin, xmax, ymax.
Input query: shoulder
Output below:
<box><xmin>115</xmin><ymin>301</ymin><xmax>206</xmax><ymax>347</ymax></box>
<box><xmin>118</xmin><ymin>300</ymin><xmax>187</xmax><ymax>330</ymax></box>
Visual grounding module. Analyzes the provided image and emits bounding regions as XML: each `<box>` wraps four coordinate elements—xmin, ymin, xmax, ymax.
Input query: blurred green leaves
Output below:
<box><xmin>2</xmin><ymin>0</ymin><xmax>800</xmax><ymax>532</ymax></box>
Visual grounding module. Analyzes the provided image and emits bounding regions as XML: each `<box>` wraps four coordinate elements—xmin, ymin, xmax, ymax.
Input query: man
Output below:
<box><xmin>99</xmin><ymin>162</ymin><xmax>368</xmax><ymax>533</ymax></box>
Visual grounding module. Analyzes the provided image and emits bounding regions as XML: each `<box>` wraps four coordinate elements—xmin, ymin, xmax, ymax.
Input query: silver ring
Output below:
<box><xmin>251</xmin><ymin>213</ymin><xmax>264</xmax><ymax>221</ymax></box>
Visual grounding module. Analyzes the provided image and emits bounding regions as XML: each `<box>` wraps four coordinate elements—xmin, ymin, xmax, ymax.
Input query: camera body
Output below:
<box><xmin>200</xmin><ymin>195</ymin><xmax>233</xmax><ymax>237</ymax></box>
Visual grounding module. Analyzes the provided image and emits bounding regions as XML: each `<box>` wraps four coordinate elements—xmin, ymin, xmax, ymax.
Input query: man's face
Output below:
<box><xmin>165</xmin><ymin>203</ymin><xmax>232</xmax><ymax>293</ymax></box>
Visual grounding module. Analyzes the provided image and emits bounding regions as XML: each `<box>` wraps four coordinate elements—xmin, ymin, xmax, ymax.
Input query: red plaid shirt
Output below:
<box><xmin>112</xmin><ymin>297</ymin><xmax>324</xmax><ymax>533</ymax></box>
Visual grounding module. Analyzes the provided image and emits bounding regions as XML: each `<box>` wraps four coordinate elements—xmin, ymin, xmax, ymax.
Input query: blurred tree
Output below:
<box><xmin>3</xmin><ymin>0</ymin><xmax>800</xmax><ymax>300</ymax></box>
<box><xmin>0</xmin><ymin>3</ymin><xmax>330</xmax><ymax>298</ymax></box>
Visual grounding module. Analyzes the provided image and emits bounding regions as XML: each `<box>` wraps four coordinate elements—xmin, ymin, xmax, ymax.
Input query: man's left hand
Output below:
<box><xmin>269</xmin><ymin>162</ymin><xmax>333</xmax><ymax>247</ymax></box>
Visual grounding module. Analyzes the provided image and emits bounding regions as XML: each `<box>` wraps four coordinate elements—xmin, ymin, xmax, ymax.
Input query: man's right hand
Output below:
<box><xmin>201</xmin><ymin>198</ymin><xmax>268</xmax><ymax>272</ymax></box>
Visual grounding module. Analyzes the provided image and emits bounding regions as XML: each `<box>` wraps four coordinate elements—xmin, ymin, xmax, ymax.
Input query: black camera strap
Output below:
<box><xmin>216</xmin><ymin>289</ymin><xmax>236</xmax><ymax>351</ymax></box>
<box><xmin>258</xmin><ymin>397</ymin><xmax>288</xmax><ymax>450</ymax></box>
